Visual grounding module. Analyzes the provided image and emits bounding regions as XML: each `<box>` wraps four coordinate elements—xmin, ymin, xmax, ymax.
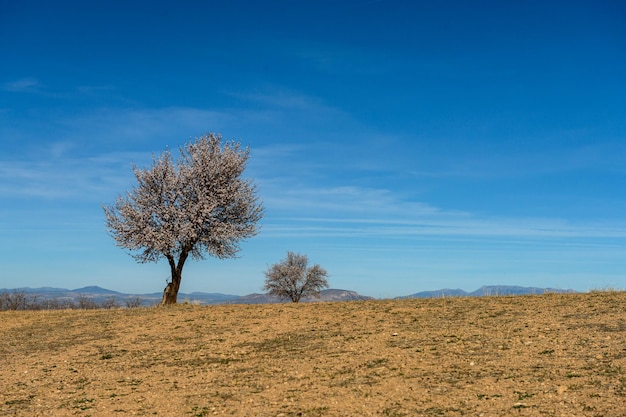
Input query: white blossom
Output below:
<box><xmin>103</xmin><ymin>133</ymin><xmax>263</xmax><ymax>304</ymax></box>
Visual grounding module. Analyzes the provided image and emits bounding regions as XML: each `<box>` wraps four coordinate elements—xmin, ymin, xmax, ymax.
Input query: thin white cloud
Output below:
<box><xmin>0</xmin><ymin>149</ymin><xmax>145</xmax><ymax>200</ymax></box>
<box><xmin>262</xmin><ymin>215</ymin><xmax>626</xmax><ymax>241</ymax></box>
<box><xmin>60</xmin><ymin>107</ymin><xmax>232</xmax><ymax>145</ymax></box>
<box><xmin>255</xmin><ymin>176</ymin><xmax>626</xmax><ymax>241</ymax></box>
<box><xmin>0</xmin><ymin>104</ymin><xmax>295</xmax><ymax>200</ymax></box>
<box><xmin>402</xmin><ymin>139</ymin><xmax>626</xmax><ymax>179</ymax></box>
<box><xmin>233</xmin><ymin>89</ymin><xmax>323</xmax><ymax>110</ymax></box>
<box><xmin>3</xmin><ymin>100</ymin><xmax>624</xmax><ymax>251</ymax></box>
<box><xmin>271</xmin><ymin>186</ymin><xmax>443</xmax><ymax>217</ymax></box>
<box><xmin>53</xmin><ymin>101</ymin><xmax>343</xmax><ymax>150</ymax></box>
<box><xmin>3</xmin><ymin>77</ymin><xmax>39</xmax><ymax>92</ymax></box>
<box><xmin>227</xmin><ymin>86</ymin><xmax>351</xmax><ymax>126</ymax></box>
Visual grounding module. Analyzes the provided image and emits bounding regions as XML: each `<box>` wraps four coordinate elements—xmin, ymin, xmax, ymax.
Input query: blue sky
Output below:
<box><xmin>1</xmin><ymin>1</ymin><xmax>625</xmax><ymax>297</ymax></box>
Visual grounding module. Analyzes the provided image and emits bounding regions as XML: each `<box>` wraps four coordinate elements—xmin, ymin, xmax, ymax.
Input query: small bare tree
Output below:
<box><xmin>76</xmin><ymin>295</ymin><xmax>98</xmax><ymax>309</ymax></box>
<box><xmin>263</xmin><ymin>252</ymin><xmax>329</xmax><ymax>302</ymax></box>
<box><xmin>103</xmin><ymin>133</ymin><xmax>264</xmax><ymax>305</ymax></box>
<box><xmin>124</xmin><ymin>297</ymin><xmax>143</xmax><ymax>308</ymax></box>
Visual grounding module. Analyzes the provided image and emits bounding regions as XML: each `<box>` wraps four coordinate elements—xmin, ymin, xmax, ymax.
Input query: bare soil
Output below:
<box><xmin>1</xmin><ymin>292</ymin><xmax>625</xmax><ymax>416</ymax></box>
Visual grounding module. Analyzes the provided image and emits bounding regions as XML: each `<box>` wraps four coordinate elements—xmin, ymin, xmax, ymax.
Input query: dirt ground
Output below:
<box><xmin>1</xmin><ymin>291</ymin><xmax>625</xmax><ymax>416</ymax></box>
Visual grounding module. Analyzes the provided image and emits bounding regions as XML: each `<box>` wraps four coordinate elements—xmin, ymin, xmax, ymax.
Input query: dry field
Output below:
<box><xmin>1</xmin><ymin>292</ymin><xmax>625</xmax><ymax>416</ymax></box>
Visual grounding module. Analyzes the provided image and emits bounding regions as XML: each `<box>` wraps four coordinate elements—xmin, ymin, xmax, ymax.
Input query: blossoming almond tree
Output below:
<box><xmin>263</xmin><ymin>252</ymin><xmax>329</xmax><ymax>302</ymax></box>
<box><xmin>103</xmin><ymin>133</ymin><xmax>264</xmax><ymax>305</ymax></box>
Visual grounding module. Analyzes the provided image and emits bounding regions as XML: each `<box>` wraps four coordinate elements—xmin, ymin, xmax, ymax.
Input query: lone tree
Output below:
<box><xmin>103</xmin><ymin>133</ymin><xmax>264</xmax><ymax>305</ymax></box>
<box><xmin>263</xmin><ymin>252</ymin><xmax>329</xmax><ymax>302</ymax></box>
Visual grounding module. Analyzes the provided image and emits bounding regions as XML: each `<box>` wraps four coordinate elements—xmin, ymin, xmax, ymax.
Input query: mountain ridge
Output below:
<box><xmin>399</xmin><ymin>285</ymin><xmax>577</xmax><ymax>299</ymax></box>
<box><xmin>1</xmin><ymin>285</ymin><xmax>579</xmax><ymax>306</ymax></box>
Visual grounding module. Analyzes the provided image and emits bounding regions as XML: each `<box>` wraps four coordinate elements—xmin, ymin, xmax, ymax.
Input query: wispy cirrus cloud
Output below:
<box><xmin>3</xmin><ymin>77</ymin><xmax>128</xmax><ymax>101</ymax></box>
<box><xmin>226</xmin><ymin>86</ymin><xmax>352</xmax><ymax>128</ymax></box>
<box><xmin>269</xmin><ymin>216</ymin><xmax>626</xmax><ymax>240</ymax></box>
<box><xmin>256</xmin><ymin>176</ymin><xmax>626</xmax><ymax>242</ymax></box>
<box><xmin>405</xmin><ymin>140</ymin><xmax>626</xmax><ymax>179</ymax></box>
<box><xmin>59</xmin><ymin>107</ymin><xmax>232</xmax><ymax>145</ymax></box>
<box><xmin>3</xmin><ymin>96</ymin><xmax>624</xmax><ymax>248</ymax></box>
<box><xmin>3</xmin><ymin>77</ymin><xmax>40</xmax><ymax>92</ymax></box>
<box><xmin>0</xmin><ymin>150</ymin><xmax>143</xmax><ymax>200</ymax></box>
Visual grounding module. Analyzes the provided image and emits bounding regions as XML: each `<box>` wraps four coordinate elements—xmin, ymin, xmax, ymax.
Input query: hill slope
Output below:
<box><xmin>2</xmin><ymin>292</ymin><xmax>624</xmax><ymax>416</ymax></box>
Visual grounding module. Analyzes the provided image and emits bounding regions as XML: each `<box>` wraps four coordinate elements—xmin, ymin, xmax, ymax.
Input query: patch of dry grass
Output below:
<box><xmin>1</xmin><ymin>292</ymin><xmax>625</xmax><ymax>416</ymax></box>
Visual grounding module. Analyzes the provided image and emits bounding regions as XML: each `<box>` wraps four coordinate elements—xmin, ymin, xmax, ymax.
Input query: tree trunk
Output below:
<box><xmin>161</xmin><ymin>252</ymin><xmax>187</xmax><ymax>305</ymax></box>
<box><xmin>161</xmin><ymin>270</ymin><xmax>182</xmax><ymax>305</ymax></box>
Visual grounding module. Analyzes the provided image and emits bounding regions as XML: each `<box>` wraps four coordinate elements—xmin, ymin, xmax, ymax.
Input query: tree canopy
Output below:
<box><xmin>103</xmin><ymin>133</ymin><xmax>264</xmax><ymax>304</ymax></box>
<box><xmin>263</xmin><ymin>252</ymin><xmax>329</xmax><ymax>302</ymax></box>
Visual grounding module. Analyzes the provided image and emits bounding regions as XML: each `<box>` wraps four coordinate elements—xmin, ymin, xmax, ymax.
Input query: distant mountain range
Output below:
<box><xmin>399</xmin><ymin>285</ymin><xmax>577</xmax><ymax>298</ymax></box>
<box><xmin>0</xmin><ymin>286</ymin><xmax>373</xmax><ymax>306</ymax></box>
<box><xmin>0</xmin><ymin>285</ymin><xmax>576</xmax><ymax>306</ymax></box>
